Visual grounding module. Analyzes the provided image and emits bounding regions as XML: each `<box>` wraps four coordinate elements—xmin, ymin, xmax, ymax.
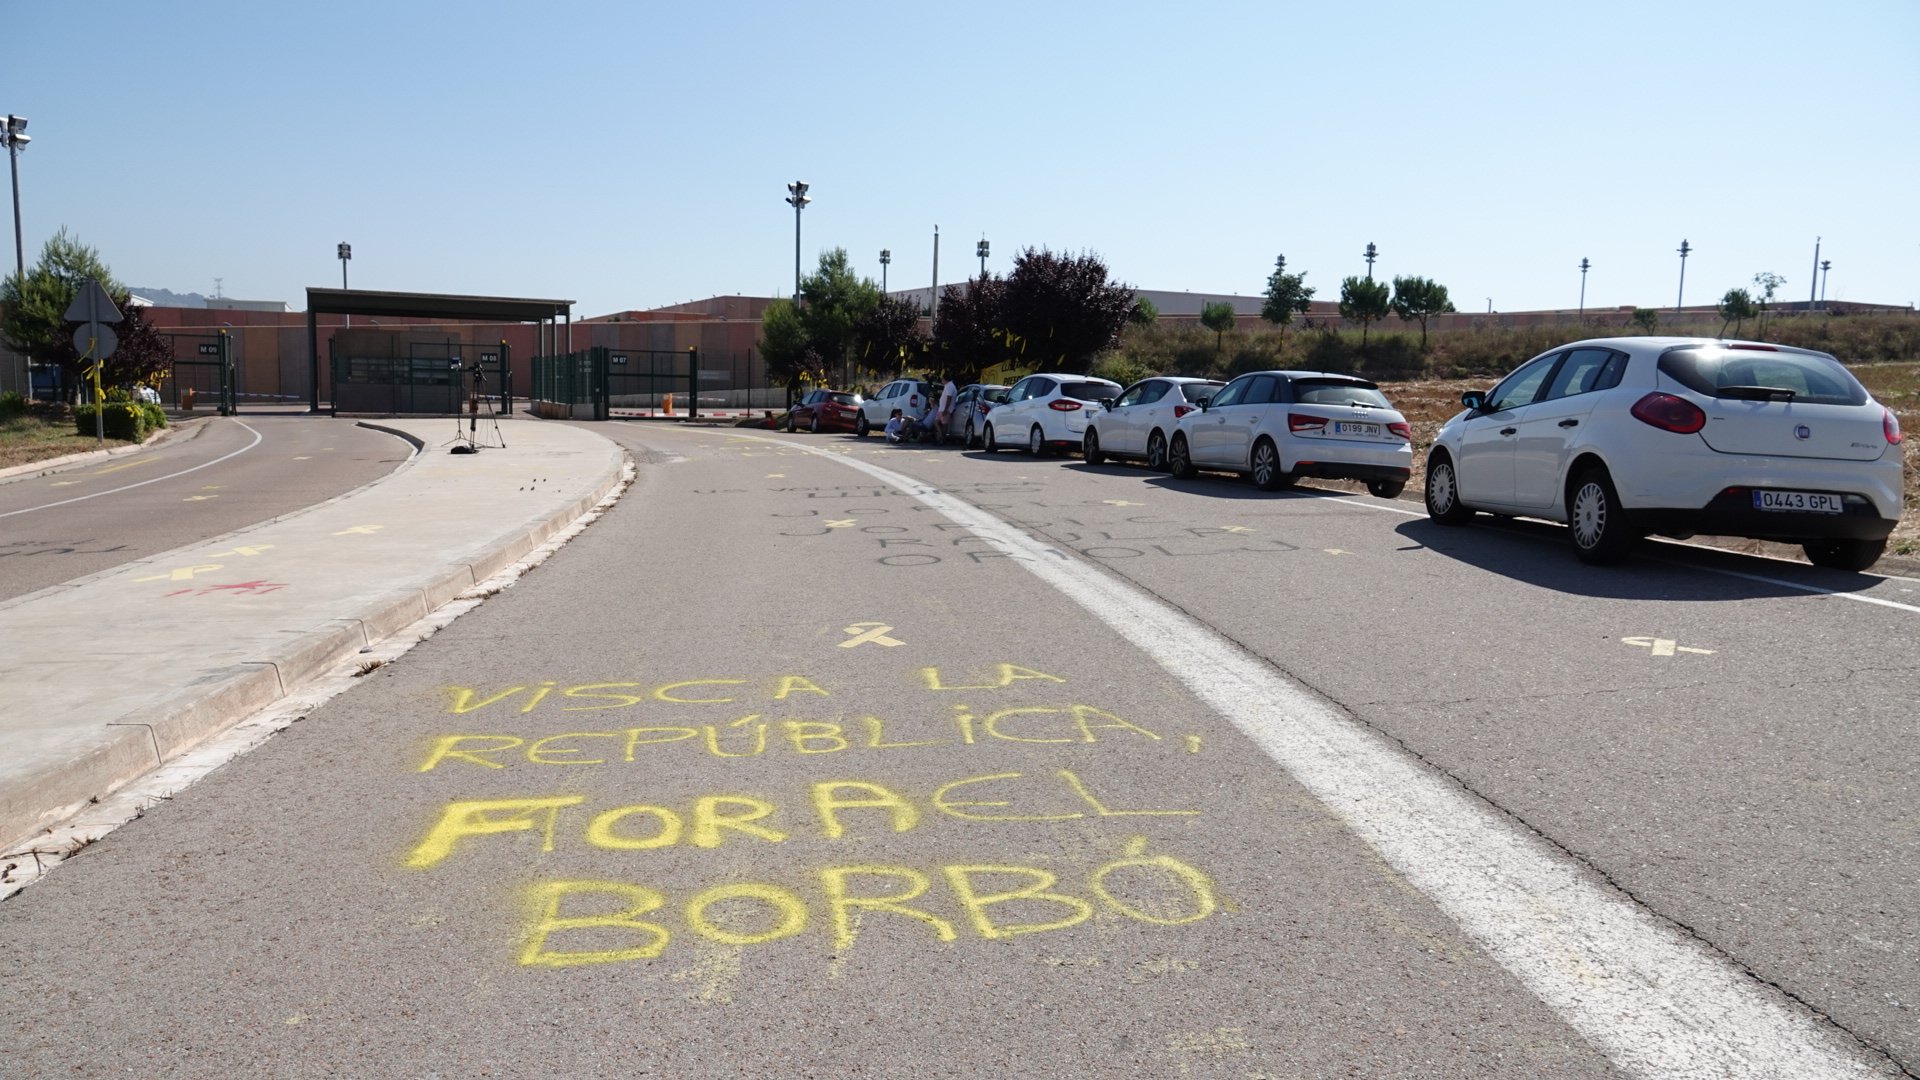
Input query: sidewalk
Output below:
<box><xmin>0</xmin><ymin>419</ymin><xmax>626</xmax><ymax>852</ymax></box>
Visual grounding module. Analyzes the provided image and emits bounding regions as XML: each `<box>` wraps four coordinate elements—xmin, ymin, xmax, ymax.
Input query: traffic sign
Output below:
<box><xmin>72</xmin><ymin>324</ymin><xmax>117</xmax><ymax>359</ymax></box>
<box><xmin>199</xmin><ymin>344</ymin><xmax>220</xmax><ymax>356</ymax></box>
<box><xmin>64</xmin><ymin>278</ymin><xmax>122</xmax><ymax>362</ymax></box>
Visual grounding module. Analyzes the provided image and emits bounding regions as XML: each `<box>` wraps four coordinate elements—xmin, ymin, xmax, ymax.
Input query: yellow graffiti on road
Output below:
<box><xmin>133</xmin><ymin>563</ymin><xmax>224</xmax><ymax>583</ymax></box>
<box><xmin>839</xmin><ymin>622</ymin><xmax>904</xmax><ymax>648</ymax></box>
<box><xmin>1622</xmin><ymin>636</ymin><xmax>1715</xmax><ymax>657</ymax></box>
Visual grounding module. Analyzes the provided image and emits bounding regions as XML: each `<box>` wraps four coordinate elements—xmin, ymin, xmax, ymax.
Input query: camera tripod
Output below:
<box><xmin>447</xmin><ymin>362</ymin><xmax>506</xmax><ymax>454</ymax></box>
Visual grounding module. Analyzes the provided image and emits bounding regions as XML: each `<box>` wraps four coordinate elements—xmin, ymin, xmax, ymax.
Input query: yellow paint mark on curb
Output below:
<box><xmin>182</xmin><ymin>495</ymin><xmax>218</xmax><ymax>502</ymax></box>
<box><xmin>134</xmin><ymin>563</ymin><xmax>224</xmax><ymax>583</ymax></box>
<box><xmin>1185</xmin><ymin>735</ymin><xmax>1202</xmax><ymax>754</ymax></box>
<box><xmin>334</xmin><ymin>525</ymin><xmax>384</xmax><ymax>536</ymax></box>
<box><xmin>209</xmin><ymin>545</ymin><xmax>274</xmax><ymax>558</ymax></box>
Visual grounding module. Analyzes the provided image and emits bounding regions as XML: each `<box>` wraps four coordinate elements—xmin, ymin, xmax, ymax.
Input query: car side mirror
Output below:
<box><xmin>1198</xmin><ymin>399</ymin><xmax>1210</xmax><ymax>411</ymax></box>
<box><xmin>1100</xmin><ymin>398</ymin><xmax>1114</xmax><ymax>410</ymax></box>
<box><xmin>1461</xmin><ymin>391</ymin><xmax>1487</xmax><ymax>411</ymax></box>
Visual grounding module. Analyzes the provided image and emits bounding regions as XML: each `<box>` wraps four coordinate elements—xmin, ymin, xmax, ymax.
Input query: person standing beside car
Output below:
<box><xmin>935</xmin><ymin>377</ymin><xmax>958</xmax><ymax>432</ymax></box>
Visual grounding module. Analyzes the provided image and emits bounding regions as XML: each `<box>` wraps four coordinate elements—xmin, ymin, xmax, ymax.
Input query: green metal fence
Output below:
<box><xmin>530</xmin><ymin>348</ymin><xmax>601</xmax><ymax>419</ymax></box>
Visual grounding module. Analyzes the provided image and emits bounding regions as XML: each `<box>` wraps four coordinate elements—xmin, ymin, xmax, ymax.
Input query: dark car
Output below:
<box><xmin>943</xmin><ymin>383</ymin><xmax>1011</xmax><ymax>447</ymax></box>
<box><xmin>786</xmin><ymin>389</ymin><xmax>862</xmax><ymax>433</ymax></box>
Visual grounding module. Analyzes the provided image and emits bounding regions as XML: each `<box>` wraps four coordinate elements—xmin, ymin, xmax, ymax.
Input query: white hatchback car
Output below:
<box><xmin>1083</xmin><ymin>376</ymin><xmax>1225</xmax><ymax>470</ymax></box>
<box><xmin>980</xmin><ymin>373</ymin><xmax>1123</xmax><ymax>455</ymax></box>
<box><xmin>1166</xmin><ymin>370</ymin><xmax>1414</xmax><ymax>496</ymax></box>
<box><xmin>1423</xmin><ymin>337</ymin><xmax>1905</xmax><ymax>569</ymax></box>
<box><xmin>854</xmin><ymin>378</ymin><xmax>935</xmax><ymax>438</ymax></box>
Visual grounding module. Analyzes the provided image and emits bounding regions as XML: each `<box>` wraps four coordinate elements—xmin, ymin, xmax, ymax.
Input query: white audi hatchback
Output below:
<box><xmin>1424</xmin><ymin>337</ymin><xmax>1904</xmax><ymax>569</ymax></box>
<box><xmin>1166</xmin><ymin>370</ymin><xmax>1415</xmax><ymax>495</ymax></box>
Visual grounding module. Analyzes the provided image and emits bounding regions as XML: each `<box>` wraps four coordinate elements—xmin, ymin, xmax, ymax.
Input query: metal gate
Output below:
<box><xmin>161</xmin><ymin>332</ymin><xmax>238</xmax><ymax>415</ymax></box>
<box><xmin>601</xmin><ymin>347</ymin><xmax>698</xmax><ymax>420</ymax></box>
<box><xmin>330</xmin><ymin>339</ymin><xmax>510</xmax><ymax>416</ymax></box>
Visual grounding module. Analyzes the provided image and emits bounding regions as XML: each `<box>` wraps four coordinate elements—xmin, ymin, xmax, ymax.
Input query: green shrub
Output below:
<box><xmin>0</xmin><ymin>390</ymin><xmax>25</xmax><ymax>419</ymax></box>
<box><xmin>1303</xmin><ymin>330</ymin><xmax>1360</xmax><ymax>374</ymax></box>
<box><xmin>104</xmin><ymin>387</ymin><xmax>133</xmax><ymax>404</ymax></box>
<box><xmin>1091</xmin><ymin>354</ymin><xmax>1152</xmax><ymax>389</ymax></box>
<box><xmin>73</xmin><ymin>402</ymin><xmax>164</xmax><ymax>441</ymax></box>
<box><xmin>1358</xmin><ymin>334</ymin><xmax>1427</xmax><ymax>378</ymax></box>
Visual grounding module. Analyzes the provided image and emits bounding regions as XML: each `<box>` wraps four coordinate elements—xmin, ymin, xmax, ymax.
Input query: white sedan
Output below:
<box><xmin>1083</xmin><ymin>376</ymin><xmax>1225</xmax><ymax>470</ymax></box>
<box><xmin>980</xmin><ymin>373</ymin><xmax>1123</xmax><ymax>455</ymax></box>
<box><xmin>1423</xmin><ymin>336</ymin><xmax>1905</xmax><ymax>569</ymax></box>
<box><xmin>1166</xmin><ymin>370</ymin><xmax>1414</xmax><ymax>496</ymax></box>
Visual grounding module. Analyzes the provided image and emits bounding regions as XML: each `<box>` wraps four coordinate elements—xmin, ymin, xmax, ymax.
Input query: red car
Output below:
<box><xmin>786</xmin><ymin>389</ymin><xmax>862</xmax><ymax>433</ymax></box>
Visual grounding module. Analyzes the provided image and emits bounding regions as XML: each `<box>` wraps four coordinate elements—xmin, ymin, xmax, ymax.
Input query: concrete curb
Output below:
<box><xmin>0</xmin><ymin>416</ymin><xmax>206</xmax><ymax>484</ymax></box>
<box><xmin>0</xmin><ymin>430</ymin><xmax>630</xmax><ymax>854</ymax></box>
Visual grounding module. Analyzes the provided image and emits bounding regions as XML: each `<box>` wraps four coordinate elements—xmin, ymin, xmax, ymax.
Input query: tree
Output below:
<box><xmin>1000</xmin><ymin>247</ymin><xmax>1138</xmax><ymax>373</ymax></box>
<box><xmin>1260</xmin><ymin>260</ymin><xmax>1315</xmax><ymax>345</ymax></box>
<box><xmin>1129</xmin><ymin>296</ymin><xmax>1158</xmax><ymax>326</ymax></box>
<box><xmin>931</xmin><ymin>274</ymin><xmax>1013</xmax><ymax>383</ymax></box>
<box><xmin>757</xmin><ymin>298</ymin><xmax>818</xmax><ymax>404</ymax></box>
<box><xmin>2</xmin><ymin>228</ymin><xmax>127</xmax><ymax>399</ymax></box>
<box><xmin>1630</xmin><ymin>307</ymin><xmax>1659</xmax><ymax>331</ymax></box>
<box><xmin>1338</xmin><ymin>275</ymin><xmax>1391</xmax><ymax>347</ymax></box>
<box><xmin>853</xmin><ymin>294</ymin><xmax>927</xmax><ymax>380</ymax></box>
<box><xmin>1717</xmin><ymin>288</ymin><xmax>1757</xmax><ymax>337</ymax></box>
<box><xmin>1200</xmin><ymin>301</ymin><xmax>1236</xmax><ymax>353</ymax></box>
<box><xmin>797</xmin><ymin>248</ymin><xmax>882</xmax><ymax>382</ymax></box>
<box><xmin>1388</xmin><ymin>275</ymin><xmax>1455</xmax><ymax>349</ymax></box>
<box><xmin>1751</xmin><ymin>271</ymin><xmax>1786</xmax><ymax>335</ymax></box>
<box><xmin>110</xmin><ymin>305</ymin><xmax>173</xmax><ymax>388</ymax></box>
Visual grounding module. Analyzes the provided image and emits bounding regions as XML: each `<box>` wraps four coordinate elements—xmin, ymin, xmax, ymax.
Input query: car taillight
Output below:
<box><xmin>977</xmin><ymin>402</ymin><xmax>991</xmax><ymax>414</ymax></box>
<box><xmin>1888</xmin><ymin>408</ymin><xmax>1905</xmax><ymax>445</ymax></box>
<box><xmin>1173</xmin><ymin>404</ymin><xmax>1195</xmax><ymax>419</ymax></box>
<box><xmin>1630</xmin><ymin>392</ymin><xmax>1706</xmax><ymax>434</ymax></box>
<box><xmin>1049</xmin><ymin>400</ymin><xmax>1082</xmax><ymax>411</ymax></box>
<box><xmin>910</xmin><ymin>394</ymin><xmax>920</xmax><ymax>407</ymax></box>
<box><xmin>1288</xmin><ymin>413</ymin><xmax>1326</xmax><ymax>432</ymax></box>
<box><xmin>1388</xmin><ymin>421</ymin><xmax>1411</xmax><ymax>440</ymax></box>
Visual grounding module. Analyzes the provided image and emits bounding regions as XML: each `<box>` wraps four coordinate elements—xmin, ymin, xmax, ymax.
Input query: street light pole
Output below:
<box><xmin>338</xmin><ymin>242</ymin><xmax>351</xmax><ymax>328</ymax></box>
<box><xmin>880</xmin><ymin>248</ymin><xmax>890</xmax><ymax>295</ymax></box>
<box><xmin>1676</xmin><ymin>239</ymin><xmax>1692</xmax><ymax>312</ymax></box>
<box><xmin>3</xmin><ymin>115</ymin><xmax>30</xmax><ymax>282</ymax></box>
<box><xmin>1820</xmin><ymin>259</ymin><xmax>1832</xmax><ymax>307</ymax></box>
<box><xmin>931</xmin><ymin>225</ymin><xmax>940</xmax><ymax>323</ymax></box>
<box><xmin>785</xmin><ymin>181</ymin><xmax>811</xmax><ymax>303</ymax></box>
<box><xmin>977</xmin><ymin>236</ymin><xmax>989</xmax><ymax>277</ymax></box>
<box><xmin>1363</xmin><ymin>241</ymin><xmax>1378</xmax><ymax>280</ymax></box>
<box><xmin>1808</xmin><ymin>237</ymin><xmax>1821</xmax><ymax>310</ymax></box>
<box><xmin>1578</xmin><ymin>257</ymin><xmax>1591</xmax><ymax>318</ymax></box>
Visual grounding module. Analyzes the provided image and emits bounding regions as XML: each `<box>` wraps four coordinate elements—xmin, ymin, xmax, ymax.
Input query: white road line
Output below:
<box><xmin>1282</xmin><ymin>488</ymin><xmax>1920</xmax><ymax>616</ymax></box>
<box><xmin>0</xmin><ymin>421</ymin><xmax>265</xmax><ymax>520</ymax></box>
<box><xmin>754</xmin><ymin>433</ymin><xmax>1883</xmax><ymax>1080</ymax></box>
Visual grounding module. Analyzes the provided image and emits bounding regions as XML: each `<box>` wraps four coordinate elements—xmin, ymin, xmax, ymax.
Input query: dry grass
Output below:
<box><xmin>1364</xmin><ymin>362</ymin><xmax>1920</xmax><ymax>560</ymax></box>
<box><xmin>0</xmin><ymin>414</ymin><xmax>132</xmax><ymax>469</ymax></box>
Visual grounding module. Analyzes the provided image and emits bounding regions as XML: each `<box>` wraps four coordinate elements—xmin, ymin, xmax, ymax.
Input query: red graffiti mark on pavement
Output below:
<box><xmin>165</xmin><ymin>580</ymin><xmax>290</xmax><ymax>598</ymax></box>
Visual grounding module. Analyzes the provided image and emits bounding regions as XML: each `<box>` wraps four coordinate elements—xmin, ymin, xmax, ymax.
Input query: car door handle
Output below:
<box><xmin>1500</xmin><ymin>427</ymin><xmax>1517</xmax><ymax>436</ymax></box>
<box><xmin>1557</xmin><ymin>419</ymin><xmax>1579</xmax><ymax>428</ymax></box>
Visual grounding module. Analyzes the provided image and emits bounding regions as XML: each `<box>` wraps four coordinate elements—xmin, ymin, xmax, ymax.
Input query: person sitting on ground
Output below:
<box><xmin>884</xmin><ymin>408</ymin><xmax>907</xmax><ymax>443</ymax></box>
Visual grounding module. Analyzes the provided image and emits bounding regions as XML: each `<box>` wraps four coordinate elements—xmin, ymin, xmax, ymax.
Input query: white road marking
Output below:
<box><xmin>1285</xmin><ymin>489</ymin><xmax>1920</xmax><ymax>616</ymax></box>
<box><xmin>0</xmin><ymin>422</ymin><xmax>265</xmax><ymax>520</ymax></box>
<box><xmin>752</xmin><ymin>432</ymin><xmax>1883</xmax><ymax>1080</ymax></box>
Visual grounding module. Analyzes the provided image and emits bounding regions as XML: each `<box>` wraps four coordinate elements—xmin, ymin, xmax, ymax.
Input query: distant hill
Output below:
<box><xmin>128</xmin><ymin>287</ymin><xmax>206</xmax><ymax>308</ymax></box>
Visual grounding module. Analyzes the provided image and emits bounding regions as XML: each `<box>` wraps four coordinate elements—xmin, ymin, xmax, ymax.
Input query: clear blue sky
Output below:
<box><xmin>7</xmin><ymin>0</ymin><xmax>1915</xmax><ymax>318</ymax></box>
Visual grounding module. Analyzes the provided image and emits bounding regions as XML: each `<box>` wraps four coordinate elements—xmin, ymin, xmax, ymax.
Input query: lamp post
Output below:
<box><xmin>338</xmin><ymin>242</ymin><xmax>351</xmax><ymax>328</ymax></box>
<box><xmin>3</xmin><ymin>114</ymin><xmax>29</xmax><ymax>282</ymax></box>
<box><xmin>1363</xmin><ymin>241</ymin><xmax>1378</xmax><ymax>280</ymax></box>
<box><xmin>879</xmin><ymin>248</ymin><xmax>890</xmax><ymax>295</ymax></box>
<box><xmin>931</xmin><ymin>224</ymin><xmax>940</xmax><ymax>322</ymax></box>
<box><xmin>976</xmin><ymin>236</ymin><xmax>989</xmax><ymax>276</ymax></box>
<box><xmin>1578</xmin><ymin>257</ymin><xmax>1591</xmax><ymax>318</ymax></box>
<box><xmin>1808</xmin><ymin>237</ymin><xmax>1821</xmax><ymax>310</ymax></box>
<box><xmin>784</xmin><ymin>181</ymin><xmax>810</xmax><ymax>303</ymax></box>
<box><xmin>1675</xmin><ymin>239</ymin><xmax>1692</xmax><ymax>312</ymax></box>
<box><xmin>1820</xmin><ymin>259</ymin><xmax>1832</xmax><ymax>307</ymax></box>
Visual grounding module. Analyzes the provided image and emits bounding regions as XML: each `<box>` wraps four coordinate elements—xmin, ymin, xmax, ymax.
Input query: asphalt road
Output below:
<box><xmin>0</xmin><ymin>416</ymin><xmax>411</xmax><ymax>601</ymax></box>
<box><xmin>1</xmin><ymin>422</ymin><xmax>1913</xmax><ymax>1079</ymax></box>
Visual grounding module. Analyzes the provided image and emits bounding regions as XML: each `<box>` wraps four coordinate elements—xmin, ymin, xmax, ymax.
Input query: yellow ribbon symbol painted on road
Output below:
<box><xmin>1622</xmin><ymin>636</ymin><xmax>1715</xmax><ymax>657</ymax></box>
<box><xmin>839</xmin><ymin>622</ymin><xmax>904</xmax><ymax>648</ymax></box>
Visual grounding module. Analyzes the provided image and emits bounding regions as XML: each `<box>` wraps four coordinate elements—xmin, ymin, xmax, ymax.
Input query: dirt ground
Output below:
<box><xmin>1355</xmin><ymin>368</ymin><xmax>1920</xmax><ymax>572</ymax></box>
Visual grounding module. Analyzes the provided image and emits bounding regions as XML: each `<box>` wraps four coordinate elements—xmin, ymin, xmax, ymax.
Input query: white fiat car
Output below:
<box><xmin>1424</xmin><ymin>337</ymin><xmax>1905</xmax><ymax>570</ymax></box>
<box><xmin>980</xmin><ymin>373</ymin><xmax>1123</xmax><ymax>455</ymax></box>
<box><xmin>1166</xmin><ymin>370</ymin><xmax>1414</xmax><ymax>496</ymax></box>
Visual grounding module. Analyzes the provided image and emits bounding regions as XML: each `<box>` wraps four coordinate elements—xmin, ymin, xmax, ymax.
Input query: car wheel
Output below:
<box><xmin>1251</xmin><ymin>438</ymin><xmax>1289</xmax><ymax>491</ymax></box>
<box><xmin>1424</xmin><ymin>453</ymin><xmax>1473</xmax><ymax>525</ymax></box>
<box><xmin>810</xmin><ymin>414</ymin><xmax>822</xmax><ymax>434</ymax></box>
<box><xmin>784</xmin><ymin>412</ymin><xmax>796</xmax><ymax>433</ymax></box>
<box><xmin>983</xmin><ymin>423</ymin><xmax>1001</xmax><ymax>453</ymax></box>
<box><xmin>1568</xmin><ymin>467</ymin><xmax>1638</xmax><ymax>565</ymax></box>
<box><xmin>965</xmin><ymin>421</ymin><xmax>976</xmax><ymax>448</ymax></box>
<box><xmin>1028</xmin><ymin>425</ymin><xmax>1044</xmax><ymax>456</ymax></box>
<box><xmin>1368</xmin><ymin>478</ymin><xmax>1406</xmax><ymax>499</ymax></box>
<box><xmin>1802</xmin><ymin>538</ymin><xmax>1885</xmax><ymax>572</ymax></box>
<box><xmin>855</xmin><ymin>414</ymin><xmax>870</xmax><ymax>438</ymax></box>
<box><xmin>1084</xmin><ymin>428</ymin><xmax>1106</xmax><ymax>466</ymax></box>
<box><xmin>1146</xmin><ymin>430</ymin><xmax>1168</xmax><ymax>471</ymax></box>
<box><xmin>1168</xmin><ymin>434</ymin><xmax>1196</xmax><ymax>479</ymax></box>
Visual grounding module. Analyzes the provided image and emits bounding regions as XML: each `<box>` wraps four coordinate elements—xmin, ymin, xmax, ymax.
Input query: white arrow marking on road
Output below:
<box><xmin>751</xmin><ymin>429</ymin><xmax>1886</xmax><ymax>1080</ymax></box>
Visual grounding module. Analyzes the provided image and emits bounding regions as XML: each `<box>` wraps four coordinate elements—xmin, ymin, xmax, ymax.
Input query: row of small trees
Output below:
<box><xmin>758</xmin><ymin>246</ymin><xmax>1138</xmax><ymax>400</ymax></box>
<box><xmin>1717</xmin><ymin>271</ymin><xmax>1789</xmax><ymax>337</ymax></box>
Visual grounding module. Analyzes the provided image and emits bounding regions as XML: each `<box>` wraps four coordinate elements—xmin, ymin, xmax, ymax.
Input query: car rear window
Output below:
<box><xmin>1185</xmin><ymin>381</ymin><xmax>1227</xmax><ymax>403</ymax></box>
<box><xmin>1293</xmin><ymin>379</ymin><xmax>1391</xmax><ymax>408</ymax></box>
<box><xmin>827</xmin><ymin>393</ymin><xmax>856</xmax><ymax>406</ymax></box>
<box><xmin>1062</xmin><ymin>381</ymin><xmax>1121</xmax><ymax>401</ymax></box>
<box><xmin>984</xmin><ymin>388</ymin><xmax>1010</xmax><ymax>403</ymax></box>
<box><xmin>1658</xmin><ymin>348</ymin><xmax>1865</xmax><ymax>406</ymax></box>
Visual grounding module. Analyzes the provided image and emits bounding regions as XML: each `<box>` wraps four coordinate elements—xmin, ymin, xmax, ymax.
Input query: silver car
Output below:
<box><xmin>1083</xmin><ymin>376</ymin><xmax>1225</xmax><ymax>470</ymax></box>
